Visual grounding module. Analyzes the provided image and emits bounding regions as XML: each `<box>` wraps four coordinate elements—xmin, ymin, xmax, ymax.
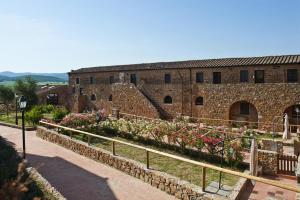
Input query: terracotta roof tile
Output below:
<box><xmin>70</xmin><ymin>54</ymin><xmax>300</xmax><ymax>73</ymax></box>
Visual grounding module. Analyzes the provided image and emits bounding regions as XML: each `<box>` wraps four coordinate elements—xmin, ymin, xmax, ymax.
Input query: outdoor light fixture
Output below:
<box><xmin>19</xmin><ymin>96</ymin><xmax>27</xmax><ymax>159</ymax></box>
<box><xmin>15</xmin><ymin>93</ymin><xmax>19</xmax><ymax>125</ymax></box>
<box><xmin>19</xmin><ymin>96</ymin><xmax>27</xmax><ymax>110</ymax></box>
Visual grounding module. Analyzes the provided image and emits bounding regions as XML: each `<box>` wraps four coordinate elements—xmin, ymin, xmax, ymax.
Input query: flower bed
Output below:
<box><xmin>57</xmin><ymin>113</ymin><xmax>245</xmax><ymax>168</ymax></box>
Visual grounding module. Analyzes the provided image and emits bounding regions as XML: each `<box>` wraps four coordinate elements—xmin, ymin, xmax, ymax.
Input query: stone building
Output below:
<box><xmin>68</xmin><ymin>54</ymin><xmax>300</xmax><ymax>129</ymax></box>
<box><xmin>37</xmin><ymin>85</ymin><xmax>72</xmax><ymax>109</ymax></box>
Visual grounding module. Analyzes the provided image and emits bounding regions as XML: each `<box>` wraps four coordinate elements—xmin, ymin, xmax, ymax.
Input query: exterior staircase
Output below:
<box><xmin>137</xmin><ymin>84</ymin><xmax>171</xmax><ymax>120</ymax></box>
<box><xmin>112</xmin><ymin>83</ymin><xmax>161</xmax><ymax>119</ymax></box>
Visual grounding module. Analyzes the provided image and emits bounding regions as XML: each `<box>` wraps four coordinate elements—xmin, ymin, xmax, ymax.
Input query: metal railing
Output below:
<box><xmin>39</xmin><ymin>120</ymin><xmax>300</xmax><ymax>193</ymax></box>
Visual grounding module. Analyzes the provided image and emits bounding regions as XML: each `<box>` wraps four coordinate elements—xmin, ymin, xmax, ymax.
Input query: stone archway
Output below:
<box><xmin>284</xmin><ymin>104</ymin><xmax>300</xmax><ymax>133</ymax></box>
<box><xmin>229</xmin><ymin>101</ymin><xmax>258</xmax><ymax>128</ymax></box>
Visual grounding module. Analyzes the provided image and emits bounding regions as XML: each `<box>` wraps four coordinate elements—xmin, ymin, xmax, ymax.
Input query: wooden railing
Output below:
<box><xmin>119</xmin><ymin>112</ymin><xmax>278</xmax><ymax>126</ymax></box>
<box><xmin>120</xmin><ymin>112</ymin><xmax>300</xmax><ymax>134</ymax></box>
<box><xmin>39</xmin><ymin>120</ymin><xmax>300</xmax><ymax>193</ymax></box>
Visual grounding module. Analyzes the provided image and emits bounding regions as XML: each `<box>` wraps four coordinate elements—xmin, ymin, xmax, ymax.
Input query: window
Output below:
<box><xmin>164</xmin><ymin>96</ymin><xmax>172</xmax><ymax>104</ymax></box>
<box><xmin>89</xmin><ymin>77</ymin><xmax>95</xmax><ymax>84</ymax></box>
<box><xmin>240</xmin><ymin>102</ymin><xmax>249</xmax><ymax>115</ymax></box>
<box><xmin>108</xmin><ymin>95</ymin><xmax>112</xmax><ymax>101</ymax></box>
<box><xmin>79</xmin><ymin>88</ymin><xmax>84</xmax><ymax>95</ymax></box>
<box><xmin>72</xmin><ymin>87</ymin><xmax>76</xmax><ymax>94</ymax></box>
<box><xmin>195</xmin><ymin>96</ymin><xmax>203</xmax><ymax>105</ymax></box>
<box><xmin>255</xmin><ymin>70</ymin><xmax>264</xmax><ymax>83</ymax></box>
<box><xmin>213</xmin><ymin>72</ymin><xmax>221</xmax><ymax>84</ymax></box>
<box><xmin>240</xmin><ymin>70</ymin><xmax>249</xmax><ymax>82</ymax></box>
<box><xmin>109</xmin><ymin>75</ymin><xmax>114</xmax><ymax>84</ymax></box>
<box><xmin>76</xmin><ymin>78</ymin><xmax>80</xmax><ymax>84</ymax></box>
<box><xmin>287</xmin><ymin>69</ymin><xmax>298</xmax><ymax>83</ymax></box>
<box><xmin>90</xmin><ymin>94</ymin><xmax>96</xmax><ymax>101</ymax></box>
<box><xmin>130</xmin><ymin>74</ymin><xmax>137</xmax><ymax>85</ymax></box>
<box><xmin>196</xmin><ymin>72</ymin><xmax>204</xmax><ymax>83</ymax></box>
<box><xmin>46</xmin><ymin>93</ymin><xmax>58</xmax><ymax>105</ymax></box>
<box><xmin>292</xmin><ymin>105</ymin><xmax>300</xmax><ymax>118</ymax></box>
<box><xmin>165</xmin><ymin>73</ymin><xmax>171</xmax><ymax>84</ymax></box>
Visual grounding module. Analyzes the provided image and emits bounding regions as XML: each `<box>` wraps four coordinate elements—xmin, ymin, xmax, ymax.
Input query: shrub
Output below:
<box><xmin>225</xmin><ymin>140</ymin><xmax>244</xmax><ymax>167</ymax></box>
<box><xmin>60</xmin><ymin>113</ymin><xmax>96</xmax><ymax>129</ymax></box>
<box><xmin>25</xmin><ymin>107</ymin><xmax>43</xmax><ymax>125</ymax></box>
<box><xmin>52</xmin><ymin>107</ymin><xmax>69</xmax><ymax>122</ymax></box>
<box><xmin>0</xmin><ymin>136</ymin><xmax>46</xmax><ymax>199</ymax></box>
<box><xmin>41</xmin><ymin>105</ymin><xmax>55</xmax><ymax>113</ymax></box>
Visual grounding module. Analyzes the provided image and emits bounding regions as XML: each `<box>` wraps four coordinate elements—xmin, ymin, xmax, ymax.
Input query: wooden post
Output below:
<box><xmin>112</xmin><ymin>141</ymin><xmax>116</xmax><ymax>155</ymax></box>
<box><xmin>88</xmin><ymin>136</ymin><xmax>91</xmax><ymax>146</ymax></box>
<box><xmin>146</xmin><ymin>150</ymin><xmax>150</xmax><ymax>169</ymax></box>
<box><xmin>202</xmin><ymin>167</ymin><xmax>206</xmax><ymax>192</ymax></box>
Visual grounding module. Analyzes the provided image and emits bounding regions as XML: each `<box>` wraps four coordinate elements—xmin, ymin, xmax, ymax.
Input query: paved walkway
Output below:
<box><xmin>248</xmin><ymin>175</ymin><xmax>297</xmax><ymax>200</ymax></box>
<box><xmin>0</xmin><ymin>125</ymin><xmax>175</xmax><ymax>200</ymax></box>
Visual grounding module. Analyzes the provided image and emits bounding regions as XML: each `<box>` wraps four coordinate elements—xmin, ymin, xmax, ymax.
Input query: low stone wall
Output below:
<box><xmin>258</xmin><ymin>149</ymin><xmax>278</xmax><ymax>176</ymax></box>
<box><xmin>228</xmin><ymin>170</ymin><xmax>252</xmax><ymax>200</ymax></box>
<box><xmin>36</xmin><ymin>126</ymin><xmax>214</xmax><ymax>200</ymax></box>
<box><xmin>260</xmin><ymin>139</ymin><xmax>283</xmax><ymax>154</ymax></box>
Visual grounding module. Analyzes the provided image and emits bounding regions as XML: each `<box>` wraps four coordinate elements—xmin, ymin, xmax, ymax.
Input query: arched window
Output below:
<box><xmin>109</xmin><ymin>94</ymin><xmax>112</xmax><ymax>102</ymax></box>
<box><xmin>90</xmin><ymin>94</ymin><xmax>96</xmax><ymax>101</ymax></box>
<box><xmin>164</xmin><ymin>96</ymin><xmax>172</xmax><ymax>104</ymax></box>
<box><xmin>195</xmin><ymin>96</ymin><xmax>203</xmax><ymax>105</ymax></box>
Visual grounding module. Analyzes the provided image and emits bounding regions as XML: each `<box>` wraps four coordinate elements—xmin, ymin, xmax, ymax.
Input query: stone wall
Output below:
<box><xmin>260</xmin><ymin>139</ymin><xmax>283</xmax><ymax>154</ymax></box>
<box><xmin>112</xmin><ymin>83</ymin><xmax>160</xmax><ymax>118</ymax></box>
<box><xmin>68</xmin><ymin>63</ymin><xmax>300</xmax><ymax>128</ymax></box>
<box><xmin>37</xmin><ymin>85</ymin><xmax>72</xmax><ymax>110</ymax></box>
<box><xmin>36</xmin><ymin>126</ymin><xmax>213</xmax><ymax>200</ymax></box>
<box><xmin>258</xmin><ymin>150</ymin><xmax>278</xmax><ymax>176</ymax></box>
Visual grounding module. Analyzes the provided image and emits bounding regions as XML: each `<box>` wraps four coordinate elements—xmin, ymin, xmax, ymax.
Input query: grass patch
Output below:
<box><xmin>0</xmin><ymin>112</ymin><xmax>31</xmax><ymax>126</ymax></box>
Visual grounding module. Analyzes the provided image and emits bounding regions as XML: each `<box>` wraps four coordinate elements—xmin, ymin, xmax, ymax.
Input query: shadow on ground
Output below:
<box><xmin>27</xmin><ymin>153</ymin><xmax>117</xmax><ymax>200</ymax></box>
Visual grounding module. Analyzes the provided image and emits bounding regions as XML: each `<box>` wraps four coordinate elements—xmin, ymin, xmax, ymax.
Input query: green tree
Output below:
<box><xmin>14</xmin><ymin>76</ymin><xmax>38</xmax><ymax>110</ymax></box>
<box><xmin>0</xmin><ymin>85</ymin><xmax>15</xmax><ymax>116</ymax></box>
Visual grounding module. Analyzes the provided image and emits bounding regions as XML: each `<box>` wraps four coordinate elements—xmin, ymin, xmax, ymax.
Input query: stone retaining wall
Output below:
<box><xmin>258</xmin><ymin>149</ymin><xmax>278</xmax><ymax>176</ymax></box>
<box><xmin>36</xmin><ymin>126</ymin><xmax>214</xmax><ymax>200</ymax></box>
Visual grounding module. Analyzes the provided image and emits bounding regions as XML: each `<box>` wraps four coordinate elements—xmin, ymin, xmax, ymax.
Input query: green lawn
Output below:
<box><xmin>0</xmin><ymin>112</ymin><xmax>31</xmax><ymax>126</ymax></box>
<box><xmin>70</xmin><ymin>131</ymin><xmax>241</xmax><ymax>187</ymax></box>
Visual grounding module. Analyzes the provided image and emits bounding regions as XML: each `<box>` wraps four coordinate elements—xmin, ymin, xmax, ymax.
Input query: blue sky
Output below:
<box><xmin>0</xmin><ymin>0</ymin><xmax>299</xmax><ymax>73</ymax></box>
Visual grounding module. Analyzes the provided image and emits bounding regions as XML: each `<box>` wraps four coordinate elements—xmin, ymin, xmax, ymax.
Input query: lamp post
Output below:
<box><xmin>19</xmin><ymin>96</ymin><xmax>27</xmax><ymax>159</ymax></box>
<box><xmin>15</xmin><ymin>93</ymin><xmax>19</xmax><ymax>125</ymax></box>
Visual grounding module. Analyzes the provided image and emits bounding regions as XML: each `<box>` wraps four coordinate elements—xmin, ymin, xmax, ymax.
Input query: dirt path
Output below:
<box><xmin>0</xmin><ymin>125</ymin><xmax>175</xmax><ymax>200</ymax></box>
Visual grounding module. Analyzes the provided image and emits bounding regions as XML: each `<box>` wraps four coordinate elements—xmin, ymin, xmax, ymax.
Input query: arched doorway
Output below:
<box><xmin>229</xmin><ymin>101</ymin><xmax>258</xmax><ymax>128</ymax></box>
<box><xmin>284</xmin><ymin>105</ymin><xmax>300</xmax><ymax>133</ymax></box>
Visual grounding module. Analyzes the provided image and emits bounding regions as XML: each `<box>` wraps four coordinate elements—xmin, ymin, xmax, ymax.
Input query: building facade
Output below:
<box><xmin>68</xmin><ymin>54</ymin><xmax>300</xmax><ymax>129</ymax></box>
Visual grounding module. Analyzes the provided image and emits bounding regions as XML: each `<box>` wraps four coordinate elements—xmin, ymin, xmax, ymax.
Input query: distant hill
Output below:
<box><xmin>0</xmin><ymin>71</ymin><xmax>68</xmax><ymax>80</ymax></box>
<box><xmin>0</xmin><ymin>75</ymin><xmax>66</xmax><ymax>82</ymax></box>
